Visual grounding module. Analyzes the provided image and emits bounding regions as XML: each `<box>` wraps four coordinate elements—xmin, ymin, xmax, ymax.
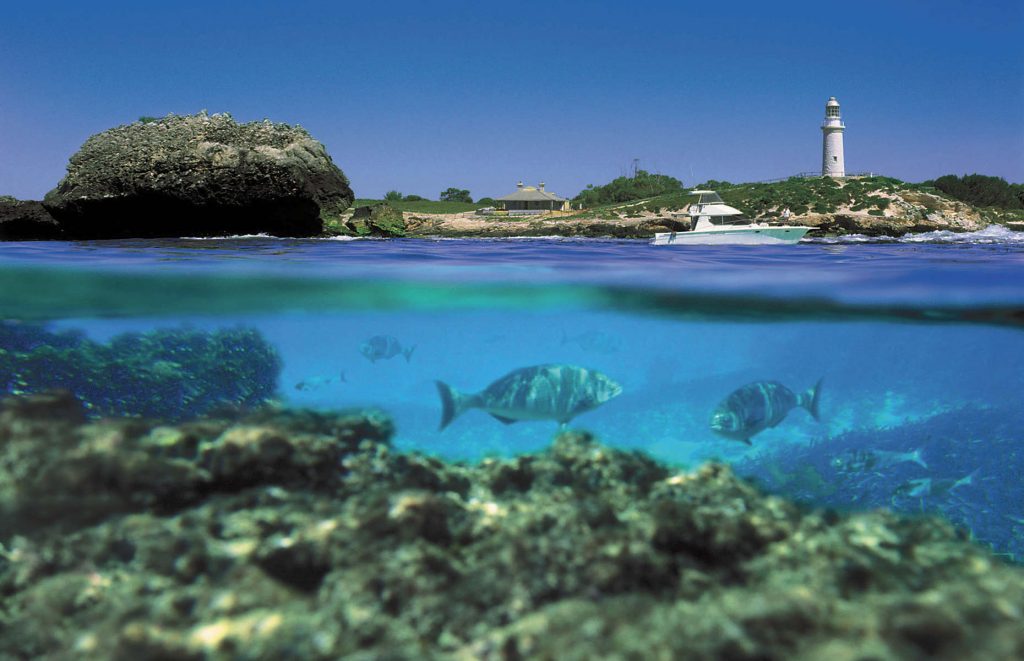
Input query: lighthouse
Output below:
<box><xmin>821</xmin><ymin>96</ymin><xmax>845</xmax><ymax>177</ymax></box>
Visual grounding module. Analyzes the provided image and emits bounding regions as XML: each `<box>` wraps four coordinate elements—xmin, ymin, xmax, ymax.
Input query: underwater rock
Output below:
<box><xmin>0</xmin><ymin>392</ymin><xmax>393</xmax><ymax>536</ymax></box>
<box><xmin>0</xmin><ymin>397</ymin><xmax>1021</xmax><ymax>659</ymax></box>
<box><xmin>42</xmin><ymin>112</ymin><xmax>354</xmax><ymax>239</ymax></box>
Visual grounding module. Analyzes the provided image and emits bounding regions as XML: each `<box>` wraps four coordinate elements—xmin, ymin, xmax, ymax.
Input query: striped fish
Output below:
<box><xmin>710</xmin><ymin>379</ymin><xmax>822</xmax><ymax>445</ymax></box>
<box><xmin>435</xmin><ymin>364</ymin><xmax>622</xmax><ymax>430</ymax></box>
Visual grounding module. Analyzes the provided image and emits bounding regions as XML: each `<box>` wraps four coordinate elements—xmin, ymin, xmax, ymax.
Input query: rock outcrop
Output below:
<box><xmin>345</xmin><ymin>203</ymin><xmax>407</xmax><ymax>237</ymax></box>
<box><xmin>0</xmin><ymin>198</ymin><xmax>63</xmax><ymax>240</ymax></box>
<box><xmin>42</xmin><ymin>113</ymin><xmax>354</xmax><ymax>239</ymax></box>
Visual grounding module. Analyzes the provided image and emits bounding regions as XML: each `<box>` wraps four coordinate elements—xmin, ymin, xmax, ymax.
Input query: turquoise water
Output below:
<box><xmin>2</xmin><ymin>229</ymin><xmax>1024</xmax><ymax>560</ymax></box>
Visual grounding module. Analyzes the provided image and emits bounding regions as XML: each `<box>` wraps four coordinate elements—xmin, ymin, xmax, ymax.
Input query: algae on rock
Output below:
<box><xmin>343</xmin><ymin>203</ymin><xmax>408</xmax><ymax>237</ymax></box>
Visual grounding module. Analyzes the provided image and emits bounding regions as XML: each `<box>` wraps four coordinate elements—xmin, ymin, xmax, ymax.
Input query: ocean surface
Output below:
<box><xmin>2</xmin><ymin>226</ymin><xmax>1024</xmax><ymax>561</ymax></box>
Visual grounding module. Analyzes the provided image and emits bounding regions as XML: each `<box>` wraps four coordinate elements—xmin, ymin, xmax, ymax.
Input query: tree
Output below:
<box><xmin>403</xmin><ymin>194</ymin><xmax>426</xmax><ymax>201</ymax></box>
<box><xmin>573</xmin><ymin>170</ymin><xmax>684</xmax><ymax>208</ymax></box>
<box><xmin>932</xmin><ymin>174</ymin><xmax>1023</xmax><ymax>209</ymax></box>
<box><xmin>383</xmin><ymin>190</ymin><xmax>403</xmax><ymax>202</ymax></box>
<box><xmin>439</xmin><ymin>188</ymin><xmax>473</xmax><ymax>203</ymax></box>
<box><xmin>475</xmin><ymin>197</ymin><xmax>496</xmax><ymax>207</ymax></box>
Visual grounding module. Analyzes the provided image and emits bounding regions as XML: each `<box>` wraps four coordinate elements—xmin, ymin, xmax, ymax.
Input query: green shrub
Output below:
<box><xmin>932</xmin><ymin>174</ymin><xmax>1023</xmax><ymax>209</ymax></box>
<box><xmin>440</xmin><ymin>188</ymin><xmax>473</xmax><ymax>203</ymax></box>
<box><xmin>574</xmin><ymin>170</ymin><xmax>685</xmax><ymax>207</ymax></box>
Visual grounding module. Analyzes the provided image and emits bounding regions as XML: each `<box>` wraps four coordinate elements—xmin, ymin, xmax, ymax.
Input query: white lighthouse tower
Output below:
<box><xmin>821</xmin><ymin>96</ymin><xmax>845</xmax><ymax>177</ymax></box>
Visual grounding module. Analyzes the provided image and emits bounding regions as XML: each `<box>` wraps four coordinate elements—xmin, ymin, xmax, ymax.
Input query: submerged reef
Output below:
<box><xmin>735</xmin><ymin>406</ymin><xmax>1024</xmax><ymax>563</ymax></box>
<box><xmin>1</xmin><ymin>392</ymin><xmax>1022</xmax><ymax>659</ymax></box>
<box><xmin>0</xmin><ymin>322</ymin><xmax>281</xmax><ymax>421</ymax></box>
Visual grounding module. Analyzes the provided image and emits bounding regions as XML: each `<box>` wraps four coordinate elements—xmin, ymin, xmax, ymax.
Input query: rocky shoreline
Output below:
<box><xmin>394</xmin><ymin>209</ymin><xmax>984</xmax><ymax>240</ymax></box>
<box><xmin>0</xmin><ymin>198</ymin><xmax>992</xmax><ymax>241</ymax></box>
<box><xmin>1</xmin><ymin>391</ymin><xmax>1022</xmax><ymax>658</ymax></box>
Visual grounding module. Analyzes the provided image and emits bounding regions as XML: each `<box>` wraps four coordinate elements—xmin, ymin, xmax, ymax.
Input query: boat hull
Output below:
<box><xmin>652</xmin><ymin>226</ymin><xmax>810</xmax><ymax>246</ymax></box>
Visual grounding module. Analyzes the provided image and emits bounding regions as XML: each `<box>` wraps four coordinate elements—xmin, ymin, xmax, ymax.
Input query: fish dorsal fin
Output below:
<box><xmin>490</xmin><ymin>413</ymin><xmax>518</xmax><ymax>425</ymax></box>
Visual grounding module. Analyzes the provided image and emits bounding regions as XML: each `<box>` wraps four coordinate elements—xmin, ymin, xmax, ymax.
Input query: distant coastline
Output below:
<box><xmin>332</xmin><ymin>176</ymin><xmax>1023</xmax><ymax>240</ymax></box>
<box><xmin>2</xmin><ymin>114</ymin><xmax>1022</xmax><ymax>241</ymax></box>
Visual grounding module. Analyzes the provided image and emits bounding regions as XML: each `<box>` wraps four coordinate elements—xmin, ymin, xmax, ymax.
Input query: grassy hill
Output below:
<box><xmin>568</xmin><ymin>175</ymin><xmax>1024</xmax><ymax>223</ymax></box>
<box><xmin>564</xmin><ymin>176</ymin><xmax>926</xmax><ymax>218</ymax></box>
<box><xmin>352</xmin><ymin>198</ymin><xmax>480</xmax><ymax>214</ymax></box>
<box><xmin>347</xmin><ymin>176</ymin><xmax>1023</xmax><ymax>238</ymax></box>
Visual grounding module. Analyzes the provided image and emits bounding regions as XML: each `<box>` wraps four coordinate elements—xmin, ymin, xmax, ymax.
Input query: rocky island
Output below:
<box><xmin>1</xmin><ymin>114</ymin><xmax>1020</xmax><ymax>241</ymax></box>
<box><xmin>338</xmin><ymin>176</ymin><xmax>1000</xmax><ymax>240</ymax></box>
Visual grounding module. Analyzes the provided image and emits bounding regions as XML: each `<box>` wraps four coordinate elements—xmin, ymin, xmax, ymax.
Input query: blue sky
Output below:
<box><xmin>1</xmin><ymin>0</ymin><xmax>1022</xmax><ymax>200</ymax></box>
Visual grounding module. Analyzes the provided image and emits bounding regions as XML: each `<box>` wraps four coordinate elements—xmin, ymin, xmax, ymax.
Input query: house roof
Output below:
<box><xmin>496</xmin><ymin>186</ymin><xmax>567</xmax><ymax>202</ymax></box>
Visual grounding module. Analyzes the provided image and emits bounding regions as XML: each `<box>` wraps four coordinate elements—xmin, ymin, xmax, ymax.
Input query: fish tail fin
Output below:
<box><xmin>436</xmin><ymin>380</ymin><xmax>471</xmax><ymax>430</ymax></box>
<box><xmin>955</xmin><ymin>469</ymin><xmax>979</xmax><ymax>489</ymax></box>
<box><xmin>404</xmin><ymin>345</ymin><xmax>417</xmax><ymax>363</ymax></box>
<box><xmin>910</xmin><ymin>448</ymin><xmax>928</xmax><ymax>469</ymax></box>
<box><xmin>801</xmin><ymin>378</ymin><xmax>823</xmax><ymax>421</ymax></box>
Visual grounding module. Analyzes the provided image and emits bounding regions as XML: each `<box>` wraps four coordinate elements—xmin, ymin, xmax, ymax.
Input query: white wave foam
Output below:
<box><xmin>805</xmin><ymin>234</ymin><xmax>896</xmax><ymax>244</ymax></box>
<box><xmin>899</xmin><ymin>225</ymin><xmax>1024</xmax><ymax>244</ymax></box>
<box><xmin>180</xmin><ymin>233</ymin><xmax>274</xmax><ymax>240</ymax></box>
<box><xmin>806</xmin><ymin>224</ymin><xmax>1024</xmax><ymax>245</ymax></box>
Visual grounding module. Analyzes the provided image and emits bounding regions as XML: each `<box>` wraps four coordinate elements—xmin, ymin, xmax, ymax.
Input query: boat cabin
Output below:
<box><xmin>687</xmin><ymin>190</ymin><xmax>746</xmax><ymax>229</ymax></box>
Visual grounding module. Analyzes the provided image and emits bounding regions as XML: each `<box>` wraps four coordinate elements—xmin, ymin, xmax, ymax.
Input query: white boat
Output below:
<box><xmin>652</xmin><ymin>190</ymin><xmax>811</xmax><ymax>245</ymax></box>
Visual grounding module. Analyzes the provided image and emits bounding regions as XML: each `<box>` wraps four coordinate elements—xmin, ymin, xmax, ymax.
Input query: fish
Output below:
<box><xmin>710</xmin><ymin>379</ymin><xmax>822</xmax><ymax>445</ymax></box>
<box><xmin>294</xmin><ymin>371</ymin><xmax>347</xmax><ymax>391</ymax></box>
<box><xmin>561</xmin><ymin>330</ymin><xmax>621</xmax><ymax>354</ymax></box>
<box><xmin>360</xmin><ymin>335</ymin><xmax>416</xmax><ymax>363</ymax></box>
<box><xmin>435</xmin><ymin>364</ymin><xmax>622</xmax><ymax>430</ymax></box>
<box><xmin>830</xmin><ymin>448</ymin><xmax>928</xmax><ymax>475</ymax></box>
<box><xmin>891</xmin><ymin>470</ymin><xmax>977</xmax><ymax>503</ymax></box>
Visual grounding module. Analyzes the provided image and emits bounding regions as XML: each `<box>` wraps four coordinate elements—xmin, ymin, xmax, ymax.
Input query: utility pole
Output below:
<box><xmin>631</xmin><ymin>158</ymin><xmax>639</xmax><ymax>179</ymax></box>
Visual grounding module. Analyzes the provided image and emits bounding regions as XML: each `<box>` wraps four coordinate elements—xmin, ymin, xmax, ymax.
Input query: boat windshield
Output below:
<box><xmin>696</xmin><ymin>192</ymin><xmax>724</xmax><ymax>205</ymax></box>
